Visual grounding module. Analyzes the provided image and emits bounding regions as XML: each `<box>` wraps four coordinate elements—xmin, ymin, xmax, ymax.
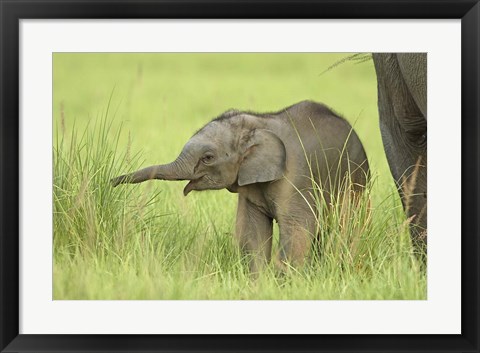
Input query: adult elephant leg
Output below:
<box><xmin>235</xmin><ymin>194</ymin><xmax>273</xmax><ymax>274</ymax></box>
<box><xmin>373</xmin><ymin>53</ymin><xmax>427</xmax><ymax>252</ymax></box>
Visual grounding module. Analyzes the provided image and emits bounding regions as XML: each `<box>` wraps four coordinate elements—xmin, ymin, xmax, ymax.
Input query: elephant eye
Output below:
<box><xmin>202</xmin><ymin>153</ymin><xmax>215</xmax><ymax>164</ymax></box>
<box><xmin>419</xmin><ymin>132</ymin><xmax>427</xmax><ymax>146</ymax></box>
<box><xmin>408</xmin><ymin>130</ymin><xmax>427</xmax><ymax>147</ymax></box>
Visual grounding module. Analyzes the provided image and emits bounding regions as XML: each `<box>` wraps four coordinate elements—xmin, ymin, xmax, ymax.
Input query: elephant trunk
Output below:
<box><xmin>111</xmin><ymin>158</ymin><xmax>193</xmax><ymax>187</ymax></box>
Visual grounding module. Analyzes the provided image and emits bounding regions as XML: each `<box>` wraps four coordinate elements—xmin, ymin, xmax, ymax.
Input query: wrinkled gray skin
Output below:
<box><xmin>112</xmin><ymin>101</ymin><xmax>369</xmax><ymax>272</ymax></box>
<box><xmin>372</xmin><ymin>54</ymin><xmax>427</xmax><ymax>251</ymax></box>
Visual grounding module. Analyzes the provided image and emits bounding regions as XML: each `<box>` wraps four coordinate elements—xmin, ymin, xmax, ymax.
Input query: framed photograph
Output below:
<box><xmin>1</xmin><ymin>1</ymin><xmax>478</xmax><ymax>352</ymax></box>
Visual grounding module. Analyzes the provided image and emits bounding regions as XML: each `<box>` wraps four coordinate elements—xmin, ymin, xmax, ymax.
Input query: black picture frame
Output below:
<box><xmin>1</xmin><ymin>1</ymin><xmax>479</xmax><ymax>352</ymax></box>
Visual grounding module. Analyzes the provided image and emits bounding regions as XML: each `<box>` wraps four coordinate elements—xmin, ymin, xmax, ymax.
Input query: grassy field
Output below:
<box><xmin>53</xmin><ymin>53</ymin><xmax>426</xmax><ymax>300</ymax></box>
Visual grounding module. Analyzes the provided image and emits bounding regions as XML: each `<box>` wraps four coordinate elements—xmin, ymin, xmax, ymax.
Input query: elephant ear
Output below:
<box><xmin>238</xmin><ymin>129</ymin><xmax>286</xmax><ymax>186</ymax></box>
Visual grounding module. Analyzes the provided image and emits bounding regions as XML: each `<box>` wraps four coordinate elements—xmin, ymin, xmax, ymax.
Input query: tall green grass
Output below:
<box><xmin>53</xmin><ymin>53</ymin><xmax>426</xmax><ymax>300</ymax></box>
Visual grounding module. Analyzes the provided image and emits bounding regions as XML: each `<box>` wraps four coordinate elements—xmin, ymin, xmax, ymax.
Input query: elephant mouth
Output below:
<box><xmin>183</xmin><ymin>176</ymin><xmax>204</xmax><ymax>196</ymax></box>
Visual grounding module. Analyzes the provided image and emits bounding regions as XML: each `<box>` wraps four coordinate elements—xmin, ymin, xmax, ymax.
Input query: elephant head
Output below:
<box><xmin>111</xmin><ymin>113</ymin><xmax>287</xmax><ymax>195</ymax></box>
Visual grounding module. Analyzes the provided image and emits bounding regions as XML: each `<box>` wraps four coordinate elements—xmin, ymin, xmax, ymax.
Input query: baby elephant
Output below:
<box><xmin>112</xmin><ymin>101</ymin><xmax>369</xmax><ymax>272</ymax></box>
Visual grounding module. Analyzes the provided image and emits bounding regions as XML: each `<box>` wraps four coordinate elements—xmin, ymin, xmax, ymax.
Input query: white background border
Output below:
<box><xmin>20</xmin><ymin>19</ymin><xmax>461</xmax><ymax>334</ymax></box>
